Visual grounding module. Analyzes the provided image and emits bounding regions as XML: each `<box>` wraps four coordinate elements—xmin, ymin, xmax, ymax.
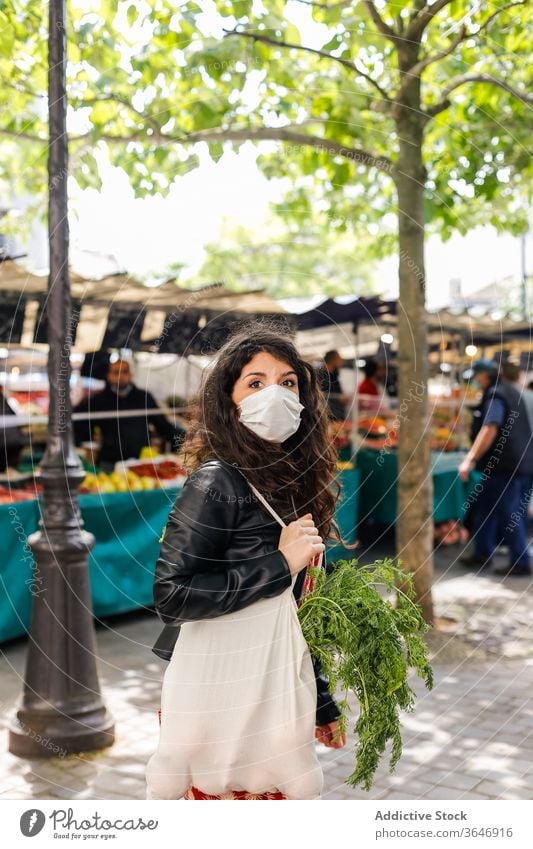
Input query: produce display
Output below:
<box><xmin>429</xmin><ymin>400</ymin><xmax>472</xmax><ymax>452</ymax></box>
<box><xmin>328</xmin><ymin>419</ymin><xmax>352</xmax><ymax>451</ymax></box>
<box><xmin>354</xmin><ymin>398</ymin><xmax>473</xmax><ymax>452</ymax></box>
<box><xmin>0</xmin><ymin>453</ymin><xmax>189</xmax><ymax>499</ymax></box>
<box><xmin>358</xmin><ymin>415</ymin><xmax>388</xmax><ymax>437</ymax></box>
<box><xmin>127</xmin><ymin>459</ymin><xmax>188</xmax><ymax>481</ymax></box>
<box><xmin>0</xmin><ymin>482</ymin><xmax>43</xmax><ymax>503</ymax></box>
<box><xmin>329</xmin><ymin>416</ymin><xmax>399</xmax><ymax>453</ymax></box>
<box><xmin>5</xmin><ymin>389</ymin><xmax>49</xmax><ymax>445</ymax></box>
<box><xmin>7</xmin><ymin>389</ymin><xmax>48</xmax><ymax>415</ymax></box>
<box><xmin>80</xmin><ymin>470</ymin><xmax>160</xmax><ymax>493</ymax></box>
<box><xmin>356</xmin><ymin>414</ymin><xmax>398</xmax><ymax>450</ymax></box>
<box><xmin>430</xmin><ymin>425</ymin><xmax>458</xmax><ymax>451</ymax></box>
<box><xmin>80</xmin><ymin>457</ymin><xmax>188</xmax><ymax>493</ymax></box>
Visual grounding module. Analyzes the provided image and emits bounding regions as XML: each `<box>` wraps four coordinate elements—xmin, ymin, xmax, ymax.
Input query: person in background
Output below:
<box><xmin>357</xmin><ymin>359</ymin><xmax>388</xmax><ymax>413</ymax></box>
<box><xmin>459</xmin><ymin>359</ymin><xmax>533</xmax><ymax>577</ymax></box>
<box><xmin>502</xmin><ymin>360</ymin><xmax>533</xmax><ymax>429</ymax></box>
<box><xmin>0</xmin><ymin>387</ymin><xmax>29</xmax><ymax>472</ymax></box>
<box><xmin>316</xmin><ymin>350</ymin><xmax>350</xmax><ymax>421</ymax></box>
<box><xmin>358</xmin><ymin>359</ymin><xmax>385</xmax><ymax>398</ymax></box>
<box><xmin>501</xmin><ymin>359</ymin><xmax>533</xmax><ymax>545</ymax></box>
<box><xmin>73</xmin><ymin>359</ymin><xmax>185</xmax><ymax>469</ymax></box>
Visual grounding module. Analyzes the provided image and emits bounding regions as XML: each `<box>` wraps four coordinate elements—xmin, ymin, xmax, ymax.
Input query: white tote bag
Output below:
<box><xmin>145</xmin><ymin>480</ymin><xmax>323</xmax><ymax>800</ymax></box>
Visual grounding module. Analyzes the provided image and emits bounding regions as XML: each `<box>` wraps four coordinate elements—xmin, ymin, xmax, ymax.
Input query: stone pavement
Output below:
<box><xmin>1</xmin><ymin>556</ymin><xmax>533</xmax><ymax>801</ymax></box>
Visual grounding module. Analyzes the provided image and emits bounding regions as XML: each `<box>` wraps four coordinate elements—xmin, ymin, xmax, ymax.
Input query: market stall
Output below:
<box><xmin>288</xmin><ymin>295</ymin><xmax>533</xmax><ymax>545</ymax></box>
<box><xmin>2</xmin><ymin>268</ymin><xmax>527</xmax><ymax>646</ymax></box>
<box><xmin>0</xmin><ymin>487</ymin><xmax>177</xmax><ymax>644</ymax></box>
<box><xmin>0</xmin><ymin>466</ymin><xmax>358</xmax><ymax>645</ymax></box>
<box><xmin>356</xmin><ymin>447</ymin><xmax>482</xmax><ymax>528</ymax></box>
<box><xmin>0</xmin><ymin>260</ymin><xmax>294</xmax><ymax>471</ymax></box>
<box><xmin>291</xmin><ymin>293</ymin><xmax>531</xmax><ymax>456</ymax></box>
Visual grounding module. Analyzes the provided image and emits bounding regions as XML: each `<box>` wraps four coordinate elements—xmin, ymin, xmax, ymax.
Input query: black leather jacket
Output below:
<box><xmin>151</xmin><ymin>458</ymin><xmax>341</xmax><ymax>726</ymax></box>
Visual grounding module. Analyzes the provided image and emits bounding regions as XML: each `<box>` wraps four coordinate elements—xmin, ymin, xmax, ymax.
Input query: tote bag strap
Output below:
<box><xmin>246</xmin><ymin>480</ymin><xmax>287</xmax><ymax>528</ymax></box>
<box><xmin>238</xmin><ymin>472</ymin><xmax>323</xmax><ymax>585</ymax></box>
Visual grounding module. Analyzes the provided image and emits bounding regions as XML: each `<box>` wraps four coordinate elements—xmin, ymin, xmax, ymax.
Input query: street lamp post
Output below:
<box><xmin>8</xmin><ymin>0</ymin><xmax>114</xmax><ymax>758</ymax></box>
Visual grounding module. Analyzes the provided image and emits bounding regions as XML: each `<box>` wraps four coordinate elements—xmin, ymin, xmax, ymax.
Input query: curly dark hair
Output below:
<box><xmin>182</xmin><ymin>319</ymin><xmax>348</xmax><ymax>544</ymax></box>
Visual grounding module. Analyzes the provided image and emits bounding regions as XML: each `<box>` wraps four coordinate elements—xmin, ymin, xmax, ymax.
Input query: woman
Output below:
<box><xmin>145</xmin><ymin>323</ymin><xmax>347</xmax><ymax>800</ymax></box>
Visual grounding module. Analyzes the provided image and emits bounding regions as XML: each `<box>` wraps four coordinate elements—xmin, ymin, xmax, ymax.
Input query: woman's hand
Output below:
<box><xmin>315</xmin><ymin>721</ymin><xmax>347</xmax><ymax>749</ymax></box>
<box><xmin>278</xmin><ymin>513</ymin><xmax>325</xmax><ymax>577</ymax></box>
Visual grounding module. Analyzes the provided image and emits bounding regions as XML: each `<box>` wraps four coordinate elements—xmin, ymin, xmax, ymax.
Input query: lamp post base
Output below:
<box><xmin>8</xmin><ymin>706</ymin><xmax>115</xmax><ymax>759</ymax></box>
<box><xmin>7</xmin><ymin>525</ymin><xmax>115</xmax><ymax>759</ymax></box>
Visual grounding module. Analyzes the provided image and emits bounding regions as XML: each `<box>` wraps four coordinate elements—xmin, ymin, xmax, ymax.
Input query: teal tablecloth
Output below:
<box><xmin>0</xmin><ymin>499</ymin><xmax>42</xmax><ymax>644</ymax></box>
<box><xmin>0</xmin><ymin>488</ymin><xmax>179</xmax><ymax>644</ymax></box>
<box><xmin>78</xmin><ymin>487</ymin><xmax>180</xmax><ymax>618</ymax></box>
<box><xmin>357</xmin><ymin>448</ymin><xmax>481</xmax><ymax>525</ymax></box>
<box><xmin>326</xmin><ymin>468</ymin><xmax>360</xmax><ymax>564</ymax></box>
<box><xmin>0</xmin><ymin>469</ymin><xmax>358</xmax><ymax>644</ymax></box>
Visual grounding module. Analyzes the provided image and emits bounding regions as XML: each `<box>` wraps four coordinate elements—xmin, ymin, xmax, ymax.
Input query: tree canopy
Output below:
<box><xmin>1</xmin><ymin>0</ymin><xmax>531</xmax><ymax>245</ymax></box>
<box><xmin>189</xmin><ymin>214</ymin><xmax>377</xmax><ymax>296</ymax></box>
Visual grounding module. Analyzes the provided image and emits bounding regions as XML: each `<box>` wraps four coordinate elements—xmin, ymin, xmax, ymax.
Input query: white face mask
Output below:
<box><xmin>237</xmin><ymin>383</ymin><xmax>304</xmax><ymax>443</ymax></box>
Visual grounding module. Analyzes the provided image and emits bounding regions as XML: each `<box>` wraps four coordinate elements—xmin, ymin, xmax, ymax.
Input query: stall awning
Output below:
<box><xmin>2</xmin><ymin>259</ymin><xmax>530</xmax><ymax>355</ymax></box>
<box><xmin>0</xmin><ymin>261</ymin><xmax>287</xmax><ymax>352</ymax></box>
<box><xmin>285</xmin><ymin>292</ymin><xmax>530</xmax><ymax>335</ymax></box>
<box><xmin>288</xmin><ymin>295</ymin><xmax>397</xmax><ymax>330</ymax></box>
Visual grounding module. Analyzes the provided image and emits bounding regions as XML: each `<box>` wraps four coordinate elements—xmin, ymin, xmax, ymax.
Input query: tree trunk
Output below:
<box><xmin>393</xmin><ymin>50</ymin><xmax>434</xmax><ymax>624</ymax></box>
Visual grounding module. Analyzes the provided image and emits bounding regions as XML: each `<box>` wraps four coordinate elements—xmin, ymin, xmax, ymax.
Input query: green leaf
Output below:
<box><xmin>191</xmin><ymin>101</ymin><xmax>222</xmax><ymax>130</ymax></box>
<box><xmin>321</xmin><ymin>33</ymin><xmax>342</xmax><ymax>52</ymax></box>
<box><xmin>90</xmin><ymin>99</ymin><xmax>118</xmax><ymax>127</ymax></box>
<box><xmin>208</xmin><ymin>141</ymin><xmax>224</xmax><ymax>163</ymax></box>
<box><xmin>0</xmin><ymin>11</ymin><xmax>15</xmax><ymax>58</ymax></box>
<box><xmin>126</xmin><ymin>4</ymin><xmax>138</xmax><ymax>27</ymax></box>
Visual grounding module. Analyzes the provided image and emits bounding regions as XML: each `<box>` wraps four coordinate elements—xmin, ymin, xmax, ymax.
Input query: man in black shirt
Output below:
<box><xmin>73</xmin><ymin>359</ymin><xmax>185</xmax><ymax>468</ymax></box>
<box><xmin>317</xmin><ymin>350</ymin><xmax>350</xmax><ymax>421</ymax></box>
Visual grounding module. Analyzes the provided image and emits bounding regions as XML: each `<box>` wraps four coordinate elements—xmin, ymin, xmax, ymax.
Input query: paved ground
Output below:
<box><xmin>1</xmin><ymin>541</ymin><xmax>533</xmax><ymax>801</ymax></box>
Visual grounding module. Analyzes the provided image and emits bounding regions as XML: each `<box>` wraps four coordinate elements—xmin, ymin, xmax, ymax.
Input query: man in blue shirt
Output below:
<box><xmin>502</xmin><ymin>360</ymin><xmax>533</xmax><ymax>543</ymax></box>
<box><xmin>460</xmin><ymin>360</ymin><xmax>533</xmax><ymax>577</ymax></box>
